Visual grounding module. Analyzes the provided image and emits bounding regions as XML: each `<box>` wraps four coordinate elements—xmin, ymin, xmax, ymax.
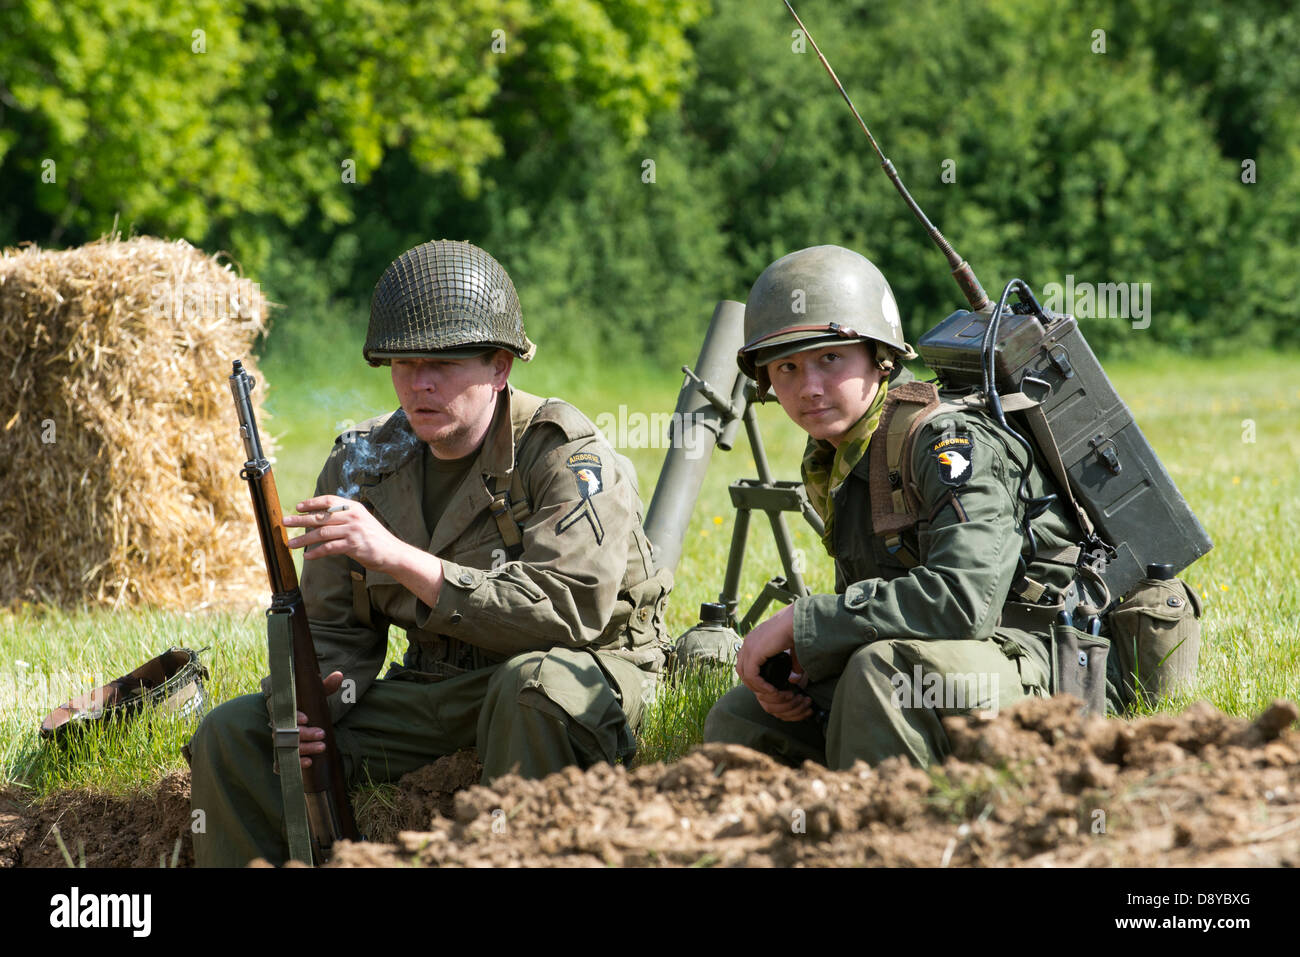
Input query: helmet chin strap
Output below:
<box><xmin>869</xmin><ymin>340</ymin><xmax>893</xmax><ymax>374</ymax></box>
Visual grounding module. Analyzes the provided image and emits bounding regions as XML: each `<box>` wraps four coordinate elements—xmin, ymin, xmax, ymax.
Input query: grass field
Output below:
<box><xmin>3</xmin><ymin>348</ymin><xmax>1297</xmax><ymax>798</ymax></box>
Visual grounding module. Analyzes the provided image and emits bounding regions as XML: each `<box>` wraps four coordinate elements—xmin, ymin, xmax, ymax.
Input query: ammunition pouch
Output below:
<box><xmin>1047</xmin><ymin>621</ymin><xmax>1110</xmax><ymax>716</ymax></box>
<box><xmin>605</xmin><ymin>565</ymin><xmax>673</xmax><ymax>671</ymax></box>
<box><xmin>1105</xmin><ymin>576</ymin><xmax>1201</xmax><ymax>709</ymax></box>
<box><xmin>998</xmin><ymin>600</ymin><xmax>1061</xmax><ymax>634</ymax></box>
<box><xmin>1000</xmin><ymin>597</ymin><xmax>1111</xmax><ymax>715</ymax></box>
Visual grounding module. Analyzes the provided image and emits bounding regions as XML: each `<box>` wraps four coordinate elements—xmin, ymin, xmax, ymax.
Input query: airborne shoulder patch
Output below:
<box><xmin>930</xmin><ymin>431</ymin><xmax>974</xmax><ymax>487</ymax></box>
<box><xmin>564</xmin><ymin>451</ymin><xmax>603</xmax><ymax>497</ymax></box>
<box><xmin>557</xmin><ymin>450</ymin><xmax>606</xmax><ymax>543</ymax></box>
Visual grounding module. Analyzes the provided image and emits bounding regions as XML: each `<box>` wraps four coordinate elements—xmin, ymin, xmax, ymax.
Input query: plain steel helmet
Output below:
<box><xmin>738</xmin><ymin>245</ymin><xmax>916</xmax><ymax>394</ymax></box>
<box><xmin>364</xmin><ymin>240</ymin><xmax>537</xmax><ymax>366</ymax></box>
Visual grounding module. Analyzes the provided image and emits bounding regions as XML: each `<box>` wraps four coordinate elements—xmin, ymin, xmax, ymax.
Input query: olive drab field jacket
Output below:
<box><xmin>791</xmin><ymin>367</ymin><xmax>1083</xmax><ymax>687</ymax></box>
<box><xmin>297</xmin><ymin>385</ymin><xmax>672</xmax><ymax>725</ymax></box>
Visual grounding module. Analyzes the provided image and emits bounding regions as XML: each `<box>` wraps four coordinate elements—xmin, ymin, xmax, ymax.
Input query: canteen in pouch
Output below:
<box><xmin>1106</xmin><ymin>576</ymin><xmax>1202</xmax><ymax>709</ymax></box>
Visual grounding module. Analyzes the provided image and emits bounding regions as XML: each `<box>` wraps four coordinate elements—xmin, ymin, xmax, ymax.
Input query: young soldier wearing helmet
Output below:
<box><xmin>704</xmin><ymin>245</ymin><xmax>1083</xmax><ymax>769</ymax></box>
<box><xmin>189</xmin><ymin>240</ymin><xmax>671</xmax><ymax>866</ymax></box>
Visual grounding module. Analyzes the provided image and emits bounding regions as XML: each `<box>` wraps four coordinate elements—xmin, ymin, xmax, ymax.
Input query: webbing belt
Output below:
<box><xmin>267</xmin><ymin>609</ymin><xmax>314</xmax><ymax>866</ymax></box>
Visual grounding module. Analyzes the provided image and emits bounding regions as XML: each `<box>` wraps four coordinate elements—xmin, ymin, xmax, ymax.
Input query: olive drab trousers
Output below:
<box><xmin>704</xmin><ymin>636</ymin><xmax>1048</xmax><ymax>770</ymax></box>
<box><xmin>189</xmin><ymin>647</ymin><xmax>650</xmax><ymax>867</ymax></box>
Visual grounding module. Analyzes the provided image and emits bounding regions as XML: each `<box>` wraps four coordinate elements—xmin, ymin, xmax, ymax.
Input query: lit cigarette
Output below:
<box><xmin>325</xmin><ymin>504</ymin><xmax>350</xmax><ymax>514</ymax></box>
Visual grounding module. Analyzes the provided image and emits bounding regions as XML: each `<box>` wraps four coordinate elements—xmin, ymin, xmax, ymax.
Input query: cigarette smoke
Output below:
<box><xmin>336</xmin><ymin>411</ymin><xmax>421</xmax><ymax>499</ymax></box>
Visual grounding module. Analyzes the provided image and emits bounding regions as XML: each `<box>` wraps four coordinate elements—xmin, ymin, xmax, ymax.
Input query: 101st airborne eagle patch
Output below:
<box><xmin>556</xmin><ymin>451</ymin><xmax>605</xmax><ymax>544</ymax></box>
<box><xmin>931</xmin><ymin>432</ymin><xmax>974</xmax><ymax>487</ymax></box>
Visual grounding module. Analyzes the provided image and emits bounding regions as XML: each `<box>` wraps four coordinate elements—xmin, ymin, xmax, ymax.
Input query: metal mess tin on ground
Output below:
<box><xmin>919</xmin><ymin>306</ymin><xmax>1214</xmax><ymax>599</ymax></box>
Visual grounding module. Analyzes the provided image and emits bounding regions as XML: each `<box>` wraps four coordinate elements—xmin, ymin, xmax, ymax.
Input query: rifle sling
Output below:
<box><xmin>268</xmin><ymin>608</ymin><xmax>315</xmax><ymax>866</ymax></box>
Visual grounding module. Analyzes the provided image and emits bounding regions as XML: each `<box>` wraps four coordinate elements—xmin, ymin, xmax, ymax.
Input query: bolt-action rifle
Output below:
<box><xmin>229</xmin><ymin>359</ymin><xmax>359</xmax><ymax>864</ymax></box>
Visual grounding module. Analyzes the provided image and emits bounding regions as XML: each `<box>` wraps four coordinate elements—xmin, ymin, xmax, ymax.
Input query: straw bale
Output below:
<box><xmin>0</xmin><ymin>235</ymin><xmax>273</xmax><ymax>609</ymax></box>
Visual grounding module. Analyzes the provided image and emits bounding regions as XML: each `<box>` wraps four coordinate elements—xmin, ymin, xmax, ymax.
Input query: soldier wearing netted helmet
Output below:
<box><xmin>705</xmin><ymin>244</ymin><xmax>1078</xmax><ymax>769</ymax></box>
<box><xmin>190</xmin><ymin>240</ymin><xmax>671</xmax><ymax>867</ymax></box>
<box><xmin>363</xmin><ymin>239</ymin><xmax>538</xmax><ymax>365</ymax></box>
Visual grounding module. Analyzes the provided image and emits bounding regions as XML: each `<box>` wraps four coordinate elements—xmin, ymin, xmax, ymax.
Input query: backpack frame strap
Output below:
<box><xmin>868</xmin><ymin>381</ymin><xmax>942</xmax><ymax>538</ymax></box>
<box><xmin>347</xmin><ymin>557</ymin><xmax>373</xmax><ymax>629</ymax></box>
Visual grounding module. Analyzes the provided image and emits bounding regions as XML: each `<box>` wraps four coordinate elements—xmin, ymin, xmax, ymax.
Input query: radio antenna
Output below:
<box><xmin>784</xmin><ymin>1</ymin><xmax>990</xmax><ymax>310</ymax></box>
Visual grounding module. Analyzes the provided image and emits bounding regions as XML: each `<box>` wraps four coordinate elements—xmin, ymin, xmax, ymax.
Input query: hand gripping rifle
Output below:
<box><xmin>229</xmin><ymin>359</ymin><xmax>359</xmax><ymax>864</ymax></box>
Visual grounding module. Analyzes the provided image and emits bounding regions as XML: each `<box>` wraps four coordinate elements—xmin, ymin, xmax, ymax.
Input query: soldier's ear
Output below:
<box><xmin>490</xmin><ymin>349</ymin><xmax>513</xmax><ymax>391</ymax></box>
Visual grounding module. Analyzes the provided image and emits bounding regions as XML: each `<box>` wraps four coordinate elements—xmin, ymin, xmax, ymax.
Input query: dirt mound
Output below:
<box><xmin>356</xmin><ymin>749</ymin><xmax>483</xmax><ymax>844</ymax></box>
<box><xmin>0</xmin><ymin>772</ymin><xmax>193</xmax><ymax>868</ymax></box>
<box><xmin>4</xmin><ymin>698</ymin><xmax>1296</xmax><ymax>867</ymax></box>
<box><xmin>327</xmin><ymin>697</ymin><xmax>1300</xmax><ymax>868</ymax></box>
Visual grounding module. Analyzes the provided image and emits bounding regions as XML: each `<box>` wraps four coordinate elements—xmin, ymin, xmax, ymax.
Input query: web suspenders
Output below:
<box><xmin>485</xmin><ymin>393</ymin><xmax>548</xmax><ymax>562</ymax></box>
<box><xmin>866</xmin><ymin>380</ymin><xmax>942</xmax><ymax>567</ymax></box>
<box><xmin>867</xmin><ymin>383</ymin><xmax>1092</xmax><ymax>605</ymax></box>
<box><xmin>487</xmin><ymin>471</ymin><xmax>529</xmax><ymax>561</ymax></box>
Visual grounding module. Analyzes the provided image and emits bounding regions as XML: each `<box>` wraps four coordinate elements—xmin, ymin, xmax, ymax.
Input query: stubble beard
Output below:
<box><xmin>423</xmin><ymin>419</ymin><xmax>474</xmax><ymax>456</ymax></box>
<box><xmin>410</xmin><ymin>394</ymin><xmax>496</xmax><ymax>459</ymax></box>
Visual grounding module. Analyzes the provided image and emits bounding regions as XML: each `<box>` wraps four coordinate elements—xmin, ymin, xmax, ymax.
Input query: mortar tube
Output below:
<box><xmin>644</xmin><ymin>300</ymin><xmax>747</xmax><ymax>575</ymax></box>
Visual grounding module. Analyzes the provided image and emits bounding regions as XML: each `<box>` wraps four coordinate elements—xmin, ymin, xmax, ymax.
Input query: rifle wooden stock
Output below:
<box><xmin>231</xmin><ymin>360</ymin><xmax>359</xmax><ymax>859</ymax></box>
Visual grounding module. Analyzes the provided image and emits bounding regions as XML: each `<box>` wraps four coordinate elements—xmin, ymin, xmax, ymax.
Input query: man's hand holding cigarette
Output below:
<box><xmin>284</xmin><ymin>495</ymin><xmax>446</xmax><ymax>607</ymax></box>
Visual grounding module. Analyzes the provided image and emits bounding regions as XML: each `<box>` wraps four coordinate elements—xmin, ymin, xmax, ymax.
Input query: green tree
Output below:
<box><xmin>671</xmin><ymin>0</ymin><xmax>1271</xmax><ymax>354</ymax></box>
<box><xmin>3</xmin><ymin>0</ymin><xmax>1295</xmax><ymax>362</ymax></box>
<box><xmin>324</xmin><ymin>0</ymin><xmax>1298</xmax><ymax>364</ymax></box>
<box><xmin>0</xmin><ymin>0</ymin><xmax>706</xmax><ymax>261</ymax></box>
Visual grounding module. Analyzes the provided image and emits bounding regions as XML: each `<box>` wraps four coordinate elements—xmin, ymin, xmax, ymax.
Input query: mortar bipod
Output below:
<box><xmin>718</xmin><ymin>382</ymin><xmax>825</xmax><ymax>634</ymax></box>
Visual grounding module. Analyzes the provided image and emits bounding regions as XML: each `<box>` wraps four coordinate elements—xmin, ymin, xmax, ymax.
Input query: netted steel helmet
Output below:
<box><xmin>364</xmin><ymin>240</ymin><xmax>537</xmax><ymax>366</ymax></box>
<box><xmin>738</xmin><ymin>245</ymin><xmax>916</xmax><ymax>395</ymax></box>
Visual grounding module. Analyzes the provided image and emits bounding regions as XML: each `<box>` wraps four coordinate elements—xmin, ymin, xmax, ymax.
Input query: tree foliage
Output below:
<box><xmin>0</xmin><ymin>0</ymin><xmax>1294</xmax><ymax>362</ymax></box>
<box><xmin>0</xmin><ymin>0</ymin><xmax>704</xmax><ymax>251</ymax></box>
